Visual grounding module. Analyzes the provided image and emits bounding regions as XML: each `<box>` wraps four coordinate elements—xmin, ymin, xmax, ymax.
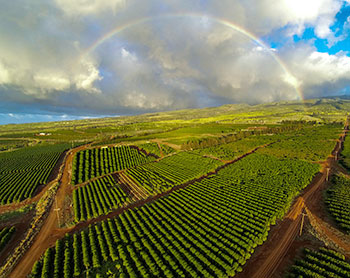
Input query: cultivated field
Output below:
<box><xmin>0</xmin><ymin>98</ymin><xmax>349</xmax><ymax>278</ymax></box>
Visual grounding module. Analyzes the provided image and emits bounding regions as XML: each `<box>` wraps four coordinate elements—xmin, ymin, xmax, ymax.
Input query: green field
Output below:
<box><xmin>286</xmin><ymin>248</ymin><xmax>350</xmax><ymax>277</ymax></box>
<box><xmin>325</xmin><ymin>175</ymin><xmax>350</xmax><ymax>232</ymax></box>
<box><xmin>73</xmin><ymin>175</ymin><xmax>130</xmax><ymax>222</ymax></box>
<box><xmin>0</xmin><ymin>98</ymin><xmax>349</xmax><ymax>278</ymax></box>
<box><xmin>0</xmin><ymin>143</ymin><xmax>71</xmax><ymax>203</ymax></box>
<box><xmin>30</xmin><ymin>153</ymin><xmax>320</xmax><ymax>278</ymax></box>
<box><xmin>136</xmin><ymin>142</ymin><xmax>176</xmax><ymax>157</ymax></box>
<box><xmin>71</xmin><ymin>146</ymin><xmax>155</xmax><ymax>185</ymax></box>
<box><xmin>192</xmin><ymin>135</ymin><xmax>275</xmax><ymax>161</ymax></box>
<box><xmin>257</xmin><ymin>124</ymin><xmax>342</xmax><ymax>162</ymax></box>
<box><xmin>125</xmin><ymin>152</ymin><xmax>223</xmax><ymax>193</ymax></box>
<box><xmin>340</xmin><ymin>134</ymin><xmax>350</xmax><ymax>170</ymax></box>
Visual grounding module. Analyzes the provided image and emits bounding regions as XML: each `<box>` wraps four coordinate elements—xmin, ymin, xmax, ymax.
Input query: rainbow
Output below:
<box><xmin>80</xmin><ymin>13</ymin><xmax>303</xmax><ymax>100</ymax></box>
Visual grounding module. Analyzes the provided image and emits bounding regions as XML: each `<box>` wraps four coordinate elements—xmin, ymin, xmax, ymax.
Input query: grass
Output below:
<box><xmin>0</xmin><ymin>203</ymin><xmax>35</xmax><ymax>222</ymax></box>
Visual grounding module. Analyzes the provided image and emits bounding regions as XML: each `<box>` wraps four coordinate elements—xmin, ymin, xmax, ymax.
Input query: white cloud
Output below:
<box><xmin>0</xmin><ymin>0</ymin><xmax>348</xmax><ymax>115</ymax></box>
<box><xmin>283</xmin><ymin>73</ymin><xmax>301</xmax><ymax>88</ymax></box>
<box><xmin>344</xmin><ymin>16</ymin><xmax>350</xmax><ymax>33</ymax></box>
<box><xmin>282</xmin><ymin>0</ymin><xmax>338</xmax><ymax>23</ymax></box>
<box><xmin>74</xmin><ymin>59</ymin><xmax>103</xmax><ymax>93</ymax></box>
<box><xmin>121</xmin><ymin>91</ymin><xmax>174</xmax><ymax>109</ymax></box>
<box><xmin>54</xmin><ymin>0</ymin><xmax>126</xmax><ymax>16</ymax></box>
<box><xmin>121</xmin><ymin>48</ymin><xmax>137</xmax><ymax>62</ymax></box>
<box><xmin>33</xmin><ymin>73</ymin><xmax>71</xmax><ymax>91</ymax></box>
<box><xmin>302</xmin><ymin>51</ymin><xmax>350</xmax><ymax>82</ymax></box>
<box><xmin>0</xmin><ymin>62</ymin><xmax>10</xmax><ymax>84</ymax></box>
<box><xmin>284</xmin><ymin>45</ymin><xmax>350</xmax><ymax>97</ymax></box>
<box><xmin>208</xmin><ymin>0</ymin><xmax>342</xmax><ymax>42</ymax></box>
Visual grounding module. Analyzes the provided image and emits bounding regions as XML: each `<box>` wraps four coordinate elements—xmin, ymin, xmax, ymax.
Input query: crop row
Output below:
<box><xmin>340</xmin><ymin>134</ymin><xmax>350</xmax><ymax>170</ymax></box>
<box><xmin>0</xmin><ymin>139</ymin><xmax>28</xmax><ymax>152</ymax></box>
<box><xmin>0</xmin><ymin>143</ymin><xmax>71</xmax><ymax>174</ymax></box>
<box><xmin>31</xmin><ymin>153</ymin><xmax>319</xmax><ymax>277</ymax></box>
<box><xmin>73</xmin><ymin>152</ymin><xmax>222</xmax><ymax>221</ymax></box>
<box><xmin>0</xmin><ymin>152</ymin><xmax>61</xmax><ymax>175</ymax></box>
<box><xmin>71</xmin><ymin>146</ymin><xmax>155</xmax><ymax>184</ymax></box>
<box><xmin>258</xmin><ymin>124</ymin><xmax>342</xmax><ymax>162</ymax></box>
<box><xmin>0</xmin><ymin>169</ymin><xmax>54</xmax><ymax>204</ymax></box>
<box><xmin>0</xmin><ymin>226</ymin><xmax>15</xmax><ymax>252</ymax></box>
<box><xmin>125</xmin><ymin>152</ymin><xmax>223</xmax><ymax>193</ymax></box>
<box><xmin>287</xmin><ymin>247</ymin><xmax>350</xmax><ymax>277</ymax></box>
<box><xmin>0</xmin><ymin>143</ymin><xmax>70</xmax><ymax>204</ymax></box>
<box><xmin>137</xmin><ymin>143</ymin><xmax>175</xmax><ymax>157</ymax></box>
<box><xmin>73</xmin><ymin>175</ymin><xmax>129</xmax><ymax>222</ymax></box>
<box><xmin>193</xmin><ymin>135</ymin><xmax>274</xmax><ymax>161</ymax></box>
<box><xmin>325</xmin><ymin>175</ymin><xmax>350</xmax><ymax>232</ymax></box>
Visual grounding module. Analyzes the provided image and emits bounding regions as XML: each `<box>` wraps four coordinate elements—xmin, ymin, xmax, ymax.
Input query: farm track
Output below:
<box><xmin>151</xmin><ymin>139</ymin><xmax>181</xmax><ymax>150</ymax></box>
<box><xmin>9</xmin><ymin>144</ymin><xmax>90</xmax><ymax>278</ymax></box>
<box><xmin>8</xmin><ymin>141</ymin><xmax>273</xmax><ymax>278</ymax></box>
<box><xmin>305</xmin><ymin>207</ymin><xmax>350</xmax><ymax>256</ymax></box>
<box><xmin>237</xmin><ymin>122</ymin><xmax>348</xmax><ymax>278</ymax></box>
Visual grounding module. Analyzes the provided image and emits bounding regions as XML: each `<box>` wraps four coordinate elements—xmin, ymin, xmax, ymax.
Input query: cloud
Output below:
<box><xmin>74</xmin><ymin>59</ymin><xmax>103</xmax><ymax>93</ymax></box>
<box><xmin>283</xmin><ymin>43</ymin><xmax>350</xmax><ymax>97</ymax></box>
<box><xmin>121</xmin><ymin>48</ymin><xmax>137</xmax><ymax>62</ymax></box>
<box><xmin>0</xmin><ymin>62</ymin><xmax>10</xmax><ymax>84</ymax></box>
<box><xmin>54</xmin><ymin>0</ymin><xmax>127</xmax><ymax>16</ymax></box>
<box><xmin>344</xmin><ymin>16</ymin><xmax>350</xmax><ymax>33</ymax></box>
<box><xmin>33</xmin><ymin>72</ymin><xmax>71</xmax><ymax>92</ymax></box>
<box><xmin>0</xmin><ymin>0</ymin><xmax>349</xmax><ymax>118</ymax></box>
<box><xmin>121</xmin><ymin>91</ymin><xmax>174</xmax><ymax>109</ymax></box>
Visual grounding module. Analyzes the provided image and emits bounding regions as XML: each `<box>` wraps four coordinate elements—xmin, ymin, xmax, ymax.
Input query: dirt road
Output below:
<box><xmin>9</xmin><ymin>145</ymin><xmax>88</xmax><ymax>278</ymax></box>
<box><xmin>242</xmin><ymin>170</ymin><xmax>325</xmax><ymax>278</ymax></box>
<box><xmin>9</xmin><ymin>142</ymin><xmax>272</xmax><ymax>278</ymax></box>
<box><xmin>10</xmin><ymin>127</ymin><xmax>344</xmax><ymax>278</ymax></box>
<box><xmin>305</xmin><ymin>207</ymin><xmax>350</xmax><ymax>255</ymax></box>
<box><xmin>237</xmin><ymin>123</ymin><xmax>348</xmax><ymax>278</ymax></box>
<box><xmin>151</xmin><ymin>139</ymin><xmax>181</xmax><ymax>151</ymax></box>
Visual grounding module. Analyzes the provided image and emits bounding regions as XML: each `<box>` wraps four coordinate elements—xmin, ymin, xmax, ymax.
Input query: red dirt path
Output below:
<box><xmin>9</xmin><ymin>126</ymin><xmax>347</xmax><ymax>278</ymax></box>
<box><xmin>9</xmin><ymin>142</ymin><xmax>271</xmax><ymax>278</ymax></box>
<box><xmin>237</xmin><ymin>125</ymin><xmax>348</xmax><ymax>278</ymax></box>
<box><xmin>9</xmin><ymin>144</ymin><xmax>88</xmax><ymax>278</ymax></box>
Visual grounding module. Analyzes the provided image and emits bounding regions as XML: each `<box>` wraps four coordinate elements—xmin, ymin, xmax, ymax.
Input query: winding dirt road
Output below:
<box><xmin>9</xmin><ymin>144</ymin><xmax>88</xmax><ymax>278</ymax></box>
<box><xmin>9</xmin><ymin>123</ymin><xmax>347</xmax><ymax>278</ymax></box>
<box><xmin>9</xmin><ymin>142</ymin><xmax>273</xmax><ymax>278</ymax></box>
<box><xmin>237</xmin><ymin>122</ymin><xmax>348</xmax><ymax>278</ymax></box>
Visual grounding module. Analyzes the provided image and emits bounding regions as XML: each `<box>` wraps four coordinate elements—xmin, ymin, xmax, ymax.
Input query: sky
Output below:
<box><xmin>0</xmin><ymin>0</ymin><xmax>349</xmax><ymax>124</ymax></box>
